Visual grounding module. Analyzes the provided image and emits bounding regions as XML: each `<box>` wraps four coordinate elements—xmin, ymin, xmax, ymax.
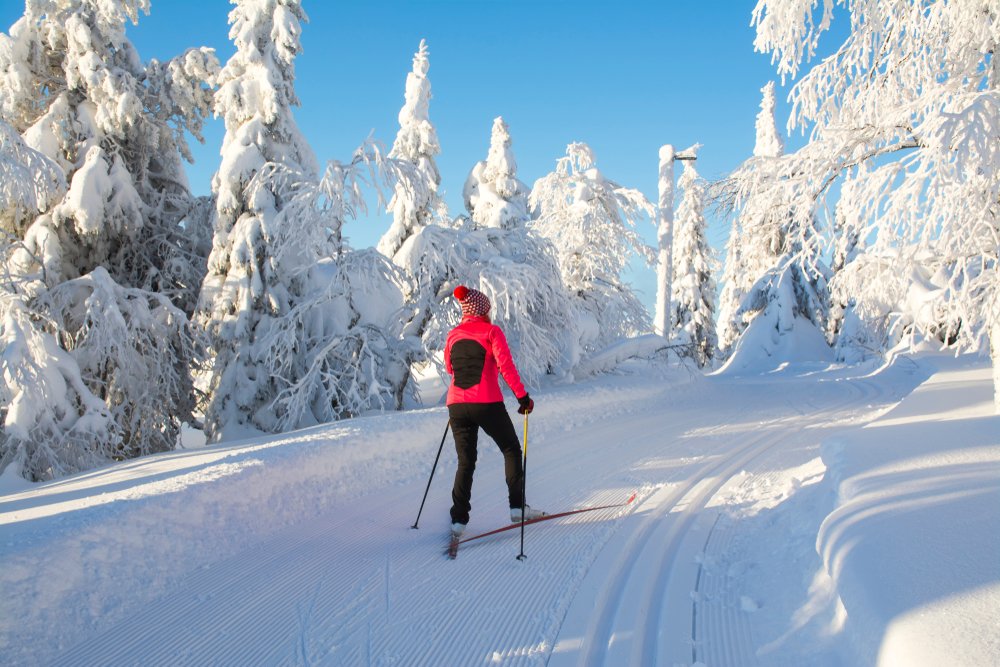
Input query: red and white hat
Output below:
<box><xmin>453</xmin><ymin>285</ymin><xmax>491</xmax><ymax>318</ymax></box>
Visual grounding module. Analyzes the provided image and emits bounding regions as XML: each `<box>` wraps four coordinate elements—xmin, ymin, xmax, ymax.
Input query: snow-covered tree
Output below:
<box><xmin>463</xmin><ymin>116</ymin><xmax>531</xmax><ymax>230</ymax></box>
<box><xmin>716</xmin><ymin>79</ymin><xmax>831</xmax><ymax>359</ymax></box>
<box><xmin>749</xmin><ymin>0</ymin><xmax>999</xmax><ymax>408</ymax></box>
<box><xmin>0</xmin><ymin>1</ymin><xmax>218</xmax><ymax>480</ymax></box>
<box><xmin>715</xmin><ymin>225</ymin><xmax>747</xmax><ymax>358</ymax></box>
<box><xmin>195</xmin><ymin>0</ymin><xmax>316</xmax><ymax>440</ymax></box>
<box><xmin>394</xmin><ymin>119</ymin><xmax>577</xmax><ymax>385</ymax></box>
<box><xmin>197</xmin><ymin>3</ymin><xmax>415</xmax><ymax>439</ymax></box>
<box><xmin>241</xmin><ymin>150</ymin><xmax>417</xmax><ymax>430</ymax></box>
<box><xmin>717</xmin><ymin>82</ymin><xmax>786</xmax><ymax>357</ymax></box>
<box><xmin>377</xmin><ymin>39</ymin><xmax>447</xmax><ymax>259</ymax></box>
<box><xmin>0</xmin><ymin>121</ymin><xmax>65</xmax><ymax>239</ymax></box>
<box><xmin>654</xmin><ymin>144</ymin><xmax>675</xmax><ymax>338</ymax></box>
<box><xmin>530</xmin><ymin>142</ymin><xmax>655</xmax><ymax>354</ymax></box>
<box><xmin>670</xmin><ymin>153</ymin><xmax>717</xmax><ymax>367</ymax></box>
<box><xmin>0</xmin><ymin>2</ymin><xmax>219</xmax><ymax>306</ymax></box>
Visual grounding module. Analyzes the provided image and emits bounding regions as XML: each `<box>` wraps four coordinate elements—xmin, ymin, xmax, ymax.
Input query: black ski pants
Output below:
<box><xmin>448</xmin><ymin>401</ymin><xmax>524</xmax><ymax>525</ymax></box>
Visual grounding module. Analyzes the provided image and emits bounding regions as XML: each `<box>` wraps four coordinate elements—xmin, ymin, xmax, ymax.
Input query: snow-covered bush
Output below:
<box><xmin>530</xmin><ymin>142</ymin><xmax>655</xmax><ymax>354</ymax></box>
<box><xmin>199</xmin><ymin>148</ymin><xmax>419</xmax><ymax>438</ymax></box>
<box><xmin>670</xmin><ymin>155</ymin><xmax>717</xmax><ymax>367</ymax></box>
<box><xmin>831</xmin><ymin>250</ymin><xmax>970</xmax><ymax>363</ymax></box>
<box><xmin>720</xmin><ymin>261</ymin><xmax>834</xmax><ymax>373</ymax></box>
<box><xmin>1</xmin><ymin>267</ymin><xmax>194</xmax><ymax>481</ymax></box>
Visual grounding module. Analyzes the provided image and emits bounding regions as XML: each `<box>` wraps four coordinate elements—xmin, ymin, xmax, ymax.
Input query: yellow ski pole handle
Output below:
<box><xmin>522</xmin><ymin>412</ymin><xmax>528</xmax><ymax>456</ymax></box>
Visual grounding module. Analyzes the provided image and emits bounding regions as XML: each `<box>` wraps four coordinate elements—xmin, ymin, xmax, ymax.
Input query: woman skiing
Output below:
<box><xmin>444</xmin><ymin>285</ymin><xmax>543</xmax><ymax>537</ymax></box>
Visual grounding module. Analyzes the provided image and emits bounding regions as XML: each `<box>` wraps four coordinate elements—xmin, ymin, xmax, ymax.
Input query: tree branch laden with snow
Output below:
<box><xmin>746</xmin><ymin>0</ymin><xmax>999</xmax><ymax>408</ymax></box>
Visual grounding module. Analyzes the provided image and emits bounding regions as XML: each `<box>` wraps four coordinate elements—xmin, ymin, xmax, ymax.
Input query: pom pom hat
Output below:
<box><xmin>454</xmin><ymin>285</ymin><xmax>491</xmax><ymax>318</ymax></box>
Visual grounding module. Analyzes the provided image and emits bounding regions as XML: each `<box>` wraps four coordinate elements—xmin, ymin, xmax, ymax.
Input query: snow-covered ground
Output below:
<box><xmin>1</xmin><ymin>353</ymin><xmax>997</xmax><ymax>666</ymax></box>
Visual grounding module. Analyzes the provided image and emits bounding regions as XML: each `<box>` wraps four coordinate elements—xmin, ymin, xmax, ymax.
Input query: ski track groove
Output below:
<box><xmin>557</xmin><ymin>375</ymin><xmax>881</xmax><ymax>667</ymax></box>
<box><xmin>44</xmin><ymin>373</ymin><xmax>899</xmax><ymax>666</ymax></box>
<box><xmin>686</xmin><ymin>376</ymin><xmax>888</xmax><ymax>667</ymax></box>
<box><xmin>574</xmin><ymin>424</ymin><xmax>785</xmax><ymax>666</ymax></box>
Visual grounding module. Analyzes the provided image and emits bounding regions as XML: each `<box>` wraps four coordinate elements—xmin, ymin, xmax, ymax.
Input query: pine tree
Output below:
<box><xmin>715</xmin><ymin>221</ymin><xmax>747</xmax><ymax>358</ymax></box>
<box><xmin>670</xmin><ymin>154</ymin><xmax>717</xmax><ymax>367</ymax></box>
<box><xmin>530</xmin><ymin>142</ymin><xmax>655</xmax><ymax>355</ymax></box>
<box><xmin>463</xmin><ymin>116</ymin><xmax>531</xmax><ymax>230</ymax></box>
<box><xmin>0</xmin><ymin>0</ymin><xmax>218</xmax><ymax>480</ymax></box>
<box><xmin>394</xmin><ymin>118</ymin><xmax>577</xmax><ymax>384</ymax></box>
<box><xmin>377</xmin><ymin>39</ymin><xmax>446</xmax><ymax>260</ymax></box>
<box><xmin>195</xmin><ymin>0</ymin><xmax>318</xmax><ymax>440</ymax></box>
<box><xmin>197</xmin><ymin>2</ymin><xmax>415</xmax><ymax>439</ymax></box>
<box><xmin>717</xmin><ymin>80</ymin><xmax>831</xmax><ymax>359</ymax></box>
<box><xmin>717</xmin><ymin>82</ymin><xmax>785</xmax><ymax>355</ymax></box>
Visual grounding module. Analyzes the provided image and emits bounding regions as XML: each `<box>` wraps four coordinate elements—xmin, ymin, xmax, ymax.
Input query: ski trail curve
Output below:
<box><xmin>548</xmin><ymin>375</ymin><xmax>884</xmax><ymax>666</ymax></box>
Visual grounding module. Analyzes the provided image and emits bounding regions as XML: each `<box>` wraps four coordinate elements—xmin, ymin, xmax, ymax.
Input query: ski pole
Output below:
<box><xmin>517</xmin><ymin>412</ymin><xmax>529</xmax><ymax>561</ymax></box>
<box><xmin>411</xmin><ymin>421</ymin><xmax>450</xmax><ymax>529</ymax></box>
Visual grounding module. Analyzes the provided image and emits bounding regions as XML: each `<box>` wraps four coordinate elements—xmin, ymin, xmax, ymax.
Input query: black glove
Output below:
<box><xmin>517</xmin><ymin>393</ymin><xmax>534</xmax><ymax>415</ymax></box>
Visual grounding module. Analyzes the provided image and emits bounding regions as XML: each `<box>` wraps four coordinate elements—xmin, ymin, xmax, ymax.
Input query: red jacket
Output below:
<box><xmin>444</xmin><ymin>316</ymin><xmax>527</xmax><ymax>405</ymax></box>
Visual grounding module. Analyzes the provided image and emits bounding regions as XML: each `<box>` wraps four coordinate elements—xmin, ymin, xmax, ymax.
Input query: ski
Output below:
<box><xmin>456</xmin><ymin>492</ymin><xmax>637</xmax><ymax>549</ymax></box>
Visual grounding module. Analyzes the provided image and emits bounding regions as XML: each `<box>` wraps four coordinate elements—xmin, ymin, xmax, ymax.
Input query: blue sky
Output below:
<box><xmin>2</xmin><ymin>1</ymin><xmax>827</xmax><ymax>308</ymax></box>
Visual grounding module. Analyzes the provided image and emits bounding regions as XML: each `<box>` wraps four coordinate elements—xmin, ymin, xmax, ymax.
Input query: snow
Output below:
<box><xmin>818</xmin><ymin>356</ymin><xmax>1000</xmax><ymax>666</ymax></box>
<box><xmin>1</xmin><ymin>351</ymin><xmax>997</xmax><ymax>666</ymax></box>
<box><xmin>718</xmin><ymin>311</ymin><xmax>834</xmax><ymax>375</ymax></box>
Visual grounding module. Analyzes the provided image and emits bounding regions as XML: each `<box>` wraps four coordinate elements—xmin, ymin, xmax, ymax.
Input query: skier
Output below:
<box><xmin>445</xmin><ymin>285</ymin><xmax>543</xmax><ymax>539</ymax></box>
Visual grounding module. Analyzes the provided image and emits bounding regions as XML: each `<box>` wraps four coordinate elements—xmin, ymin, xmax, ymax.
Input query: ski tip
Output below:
<box><xmin>627</xmin><ymin>492</ymin><xmax>637</xmax><ymax>503</ymax></box>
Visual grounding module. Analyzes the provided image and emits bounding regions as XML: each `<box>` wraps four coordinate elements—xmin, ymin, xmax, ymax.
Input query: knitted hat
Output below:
<box><xmin>454</xmin><ymin>285</ymin><xmax>491</xmax><ymax>318</ymax></box>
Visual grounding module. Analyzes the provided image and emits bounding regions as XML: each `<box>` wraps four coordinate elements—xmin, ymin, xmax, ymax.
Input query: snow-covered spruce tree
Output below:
<box><xmin>395</xmin><ymin>118</ymin><xmax>576</xmax><ymax>385</ymax></box>
<box><xmin>0</xmin><ymin>2</ymin><xmax>217</xmax><ymax>480</ymax></box>
<box><xmin>718</xmin><ymin>81</ymin><xmax>789</xmax><ymax>357</ymax></box>
<box><xmin>715</xmin><ymin>223</ymin><xmax>747</xmax><ymax>358</ymax></box>
<box><xmin>717</xmin><ymin>81</ymin><xmax>787</xmax><ymax>356</ymax></box>
<box><xmin>196</xmin><ymin>0</ymin><xmax>316</xmax><ymax>440</ymax></box>
<box><xmin>716</xmin><ymin>79</ymin><xmax>832</xmax><ymax>359</ymax></box>
<box><xmin>530</xmin><ymin>142</ymin><xmax>655</xmax><ymax>355</ymax></box>
<box><xmin>197</xmin><ymin>3</ymin><xmax>415</xmax><ymax>439</ymax></box>
<box><xmin>670</xmin><ymin>153</ymin><xmax>717</xmax><ymax>367</ymax></box>
<box><xmin>377</xmin><ymin>39</ymin><xmax>447</xmax><ymax>260</ymax></box>
<box><xmin>749</xmin><ymin>0</ymin><xmax>999</xmax><ymax>406</ymax></box>
<box><xmin>463</xmin><ymin>116</ymin><xmax>532</xmax><ymax>230</ymax></box>
<box><xmin>0</xmin><ymin>2</ymin><xmax>219</xmax><ymax>312</ymax></box>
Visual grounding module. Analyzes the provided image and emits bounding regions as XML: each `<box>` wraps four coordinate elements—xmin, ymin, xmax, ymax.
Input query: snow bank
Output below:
<box><xmin>717</xmin><ymin>312</ymin><xmax>834</xmax><ymax>375</ymax></box>
<box><xmin>818</xmin><ymin>355</ymin><xmax>1000</xmax><ymax>666</ymax></box>
<box><xmin>572</xmin><ymin>333</ymin><xmax>671</xmax><ymax>380</ymax></box>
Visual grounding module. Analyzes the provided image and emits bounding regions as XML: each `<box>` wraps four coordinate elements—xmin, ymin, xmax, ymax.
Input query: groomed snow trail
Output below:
<box><xmin>24</xmin><ymin>364</ymin><xmax>907</xmax><ymax>666</ymax></box>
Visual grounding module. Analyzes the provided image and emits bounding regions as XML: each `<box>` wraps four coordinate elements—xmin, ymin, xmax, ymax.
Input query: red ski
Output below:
<box><xmin>448</xmin><ymin>492</ymin><xmax>637</xmax><ymax>557</ymax></box>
